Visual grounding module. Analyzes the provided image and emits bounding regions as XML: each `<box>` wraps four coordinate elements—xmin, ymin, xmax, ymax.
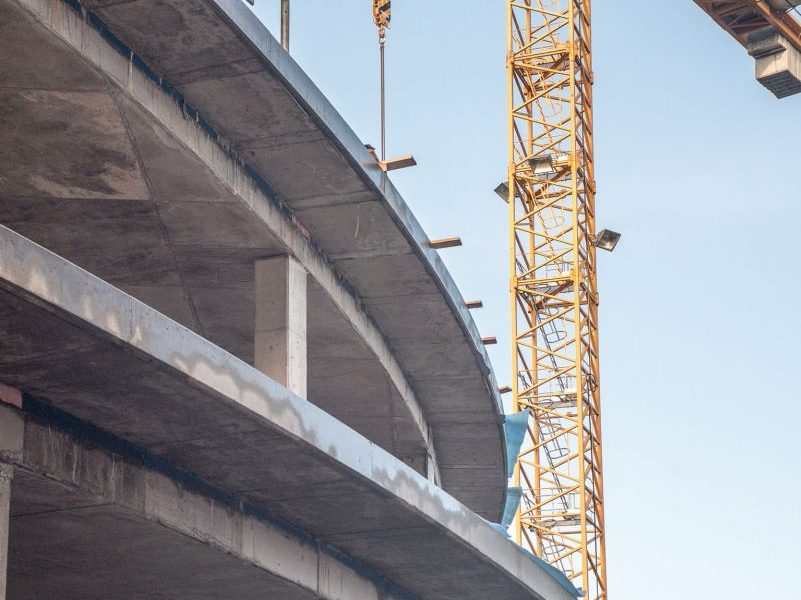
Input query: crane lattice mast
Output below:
<box><xmin>506</xmin><ymin>2</ymin><xmax>607</xmax><ymax>599</ymax></box>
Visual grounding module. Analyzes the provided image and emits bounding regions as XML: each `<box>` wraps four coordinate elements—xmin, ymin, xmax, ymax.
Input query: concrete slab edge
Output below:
<box><xmin>0</xmin><ymin>225</ymin><xmax>576</xmax><ymax>600</ymax></box>
<box><xmin>0</xmin><ymin>402</ymin><xmax>417</xmax><ymax>600</ymax></box>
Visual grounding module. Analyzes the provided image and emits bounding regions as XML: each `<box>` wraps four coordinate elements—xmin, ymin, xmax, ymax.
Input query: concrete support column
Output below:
<box><xmin>0</xmin><ymin>463</ymin><xmax>11</xmax><ymax>600</ymax></box>
<box><xmin>255</xmin><ymin>255</ymin><xmax>307</xmax><ymax>398</ymax></box>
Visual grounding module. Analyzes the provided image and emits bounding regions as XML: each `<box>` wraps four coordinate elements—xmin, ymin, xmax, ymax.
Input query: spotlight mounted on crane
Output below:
<box><xmin>494</xmin><ymin>181</ymin><xmax>510</xmax><ymax>202</ymax></box>
<box><xmin>528</xmin><ymin>154</ymin><xmax>557</xmax><ymax>175</ymax></box>
<box><xmin>593</xmin><ymin>229</ymin><xmax>622</xmax><ymax>252</ymax></box>
<box><xmin>528</xmin><ymin>152</ymin><xmax>571</xmax><ymax>175</ymax></box>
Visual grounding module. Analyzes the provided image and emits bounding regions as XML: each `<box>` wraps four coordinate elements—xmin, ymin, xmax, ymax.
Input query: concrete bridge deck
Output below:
<box><xmin>0</xmin><ymin>0</ymin><xmax>506</xmax><ymax>519</ymax></box>
<box><xmin>0</xmin><ymin>225</ymin><xmax>575</xmax><ymax>600</ymax></box>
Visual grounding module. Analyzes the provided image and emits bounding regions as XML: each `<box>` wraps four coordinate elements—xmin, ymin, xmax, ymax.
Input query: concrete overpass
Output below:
<box><xmin>0</xmin><ymin>0</ymin><xmax>579</xmax><ymax>598</ymax></box>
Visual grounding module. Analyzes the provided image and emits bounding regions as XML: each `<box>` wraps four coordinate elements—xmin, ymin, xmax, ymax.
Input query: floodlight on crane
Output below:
<box><xmin>594</xmin><ymin>229</ymin><xmax>622</xmax><ymax>252</ymax></box>
<box><xmin>494</xmin><ymin>181</ymin><xmax>510</xmax><ymax>202</ymax></box>
<box><xmin>505</xmin><ymin>2</ymin><xmax>608</xmax><ymax>599</ymax></box>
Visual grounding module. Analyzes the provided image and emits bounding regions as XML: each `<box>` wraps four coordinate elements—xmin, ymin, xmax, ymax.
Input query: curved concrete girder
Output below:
<box><xmin>82</xmin><ymin>0</ymin><xmax>509</xmax><ymax>517</ymax></box>
<box><xmin>1</xmin><ymin>407</ymin><xmax>413</xmax><ymax>600</ymax></box>
<box><xmin>0</xmin><ymin>226</ymin><xmax>577</xmax><ymax>600</ymax></box>
<box><xmin>210</xmin><ymin>0</ymin><xmax>505</xmax><ymax>410</ymax></box>
<box><xmin>6</xmin><ymin>0</ymin><xmax>439</xmax><ymax>482</ymax></box>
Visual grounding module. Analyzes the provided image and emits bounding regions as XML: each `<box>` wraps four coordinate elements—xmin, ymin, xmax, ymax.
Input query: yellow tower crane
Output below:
<box><xmin>504</xmin><ymin>2</ymin><xmax>613</xmax><ymax>599</ymax></box>
<box><xmin>364</xmin><ymin>0</ymin><xmax>611</xmax><ymax>595</ymax></box>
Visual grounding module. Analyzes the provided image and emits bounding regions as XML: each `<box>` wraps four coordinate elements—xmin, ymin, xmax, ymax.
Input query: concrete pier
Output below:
<box><xmin>255</xmin><ymin>256</ymin><xmax>308</xmax><ymax>397</ymax></box>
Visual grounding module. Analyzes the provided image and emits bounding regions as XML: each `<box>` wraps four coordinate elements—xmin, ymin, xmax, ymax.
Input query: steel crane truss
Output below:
<box><xmin>506</xmin><ymin>2</ymin><xmax>606</xmax><ymax>599</ymax></box>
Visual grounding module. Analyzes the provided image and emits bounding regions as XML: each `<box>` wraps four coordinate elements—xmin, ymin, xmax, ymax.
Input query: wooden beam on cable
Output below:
<box><xmin>379</xmin><ymin>155</ymin><xmax>417</xmax><ymax>172</ymax></box>
<box><xmin>429</xmin><ymin>237</ymin><xmax>462</xmax><ymax>249</ymax></box>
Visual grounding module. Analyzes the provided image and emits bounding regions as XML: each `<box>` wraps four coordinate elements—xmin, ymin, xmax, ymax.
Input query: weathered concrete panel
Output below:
<box><xmin>0</xmin><ymin>90</ymin><xmax>148</xmax><ymax>199</ymax></box>
<box><xmin>0</xmin><ymin>1</ymin><xmax>105</xmax><ymax>91</ymax></box>
<box><xmin>88</xmin><ymin>0</ymin><xmax>257</xmax><ymax>77</ymax></box>
<box><xmin>4</xmin><ymin>409</ymin><xmax>404</xmax><ymax>600</ymax></box>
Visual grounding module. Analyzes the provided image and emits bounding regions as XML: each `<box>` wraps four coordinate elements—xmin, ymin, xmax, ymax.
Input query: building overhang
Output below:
<box><xmin>0</xmin><ymin>225</ymin><xmax>576</xmax><ymax>600</ymax></box>
<box><xmin>0</xmin><ymin>0</ymin><xmax>508</xmax><ymax>518</ymax></box>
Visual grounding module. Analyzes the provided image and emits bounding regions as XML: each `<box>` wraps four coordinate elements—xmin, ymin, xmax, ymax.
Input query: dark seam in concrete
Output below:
<box><xmin>0</xmin><ymin>84</ymin><xmax>106</xmax><ymax>92</ymax></box>
<box><xmin>20</xmin><ymin>393</ymin><xmax>420</xmax><ymax>600</ymax></box>
<box><xmin>109</xmin><ymin>90</ymin><xmax>209</xmax><ymax>338</ymax></box>
<box><xmin>235</xmin><ymin>135</ymin><xmax>327</xmax><ymax>152</ymax></box>
<box><xmin>238</xmin><ymin>137</ymin><xmax>327</xmax><ymax>151</ymax></box>
<box><xmin>163</xmin><ymin>57</ymin><xmax>264</xmax><ymax>81</ymax></box>
<box><xmin>10</xmin><ymin>502</ymin><xmax>114</xmax><ymax>518</ymax></box>
<box><xmin>0</xmin><ymin>194</ymin><xmax>152</xmax><ymax>201</ymax></box>
<box><xmin>328</xmin><ymin>250</ymin><xmax>418</xmax><ymax>261</ymax></box>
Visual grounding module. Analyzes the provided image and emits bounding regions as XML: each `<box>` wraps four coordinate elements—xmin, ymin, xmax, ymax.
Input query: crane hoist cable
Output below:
<box><xmin>373</xmin><ymin>0</ymin><xmax>391</xmax><ymax>160</ymax></box>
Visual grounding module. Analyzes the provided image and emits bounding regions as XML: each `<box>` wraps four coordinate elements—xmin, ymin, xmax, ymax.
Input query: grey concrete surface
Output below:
<box><xmin>0</xmin><ymin>464</ymin><xmax>10</xmax><ymax>600</ymax></box>
<box><xmin>1</xmin><ymin>405</ymin><xmax>409</xmax><ymax>600</ymax></box>
<box><xmin>0</xmin><ymin>0</ymin><xmax>438</xmax><ymax>492</ymax></box>
<box><xmin>0</xmin><ymin>0</ymin><xmax>506</xmax><ymax>517</ymax></box>
<box><xmin>255</xmin><ymin>255</ymin><xmax>308</xmax><ymax>397</ymax></box>
<box><xmin>0</xmin><ymin>226</ymin><xmax>575</xmax><ymax>600</ymax></box>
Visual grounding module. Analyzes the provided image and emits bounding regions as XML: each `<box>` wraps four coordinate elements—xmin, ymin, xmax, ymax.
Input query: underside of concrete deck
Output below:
<box><xmin>0</xmin><ymin>226</ymin><xmax>576</xmax><ymax>600</ymax></box>
<box><xmin>0</xmin><ymin>0</ymin><xmax>507</xmax><ymax>518</ymax></box>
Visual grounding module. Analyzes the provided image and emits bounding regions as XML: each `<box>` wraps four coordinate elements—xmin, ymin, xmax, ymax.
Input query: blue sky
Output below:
<box><xmin>249</xmin><ymin>2</ymin><xmax>800</xmax><ymax>598</ymax></box>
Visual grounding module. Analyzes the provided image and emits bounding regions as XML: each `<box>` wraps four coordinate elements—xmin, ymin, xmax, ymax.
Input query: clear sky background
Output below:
<box><xmin>249</xmin><ymin>2</ymin><xmax>800</xmax><ymax>598</ymax></box>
